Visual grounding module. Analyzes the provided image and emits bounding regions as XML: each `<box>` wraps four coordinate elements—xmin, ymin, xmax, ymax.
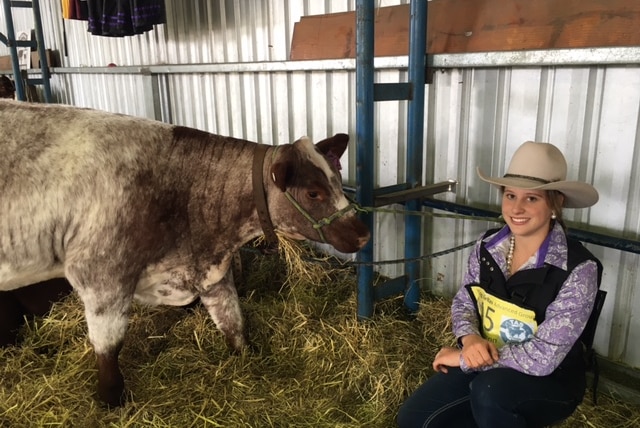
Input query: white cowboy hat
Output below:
<box><xmin>476</xmin><ymin>141</ymin><xmax>599</xmax><ymax>208</ymax></box>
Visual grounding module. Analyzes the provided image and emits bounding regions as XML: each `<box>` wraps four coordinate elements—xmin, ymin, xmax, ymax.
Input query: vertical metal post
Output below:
<box><xmin>355</xmin><ymin>0</ymin><xmax>375</xmax><ymax>319</ymax></box>
<box><xmin>31</xmin><ymin>0</ymin><xmax>52</xmax><ymax>102</ymax></box>
<box><xmin>403</xmin><ymin>0</ymin><xmax>428</xmax><ymax>312</ymax></box>
<box><xmin>1</xmin><ymin>0</ymin><xmax>26</xmax><ymax>100</ymax></box>
<box><xmin>141</xmin><ymin>70</ymin><xmax>163</xmax><ymax>121</ymax></box>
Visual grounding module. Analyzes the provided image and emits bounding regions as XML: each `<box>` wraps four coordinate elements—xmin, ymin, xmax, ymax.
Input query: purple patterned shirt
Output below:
<box><xmin>452</xmin><ymin>222</ymin><xmax>599</xmax><ymax>376</ymax></box>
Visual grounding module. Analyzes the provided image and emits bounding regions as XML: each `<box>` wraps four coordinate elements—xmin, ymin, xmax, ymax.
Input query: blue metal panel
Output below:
<box><xmin>30</xmin><ymin>0</ymin><xmax>51</xmax><ymax>102</ymax></box>
<box><xmin>356</xmin><ymin>0</ymin><xmax>430</xmax><ymax>316</ymax></box>
<box><xmin>374</xmin><ymin>82</ymin><xmax>412</xmax><ymax>101</ymax></box>
<box><xmin>0</xmin><ymin>0</ymin><xmax>52</xmax><ymax>102</ymax></box>
<box><xmin>403</xmin><ymin>0</ymin><xmax>427</xmax><ymax>312</ymax></box>
<box><xmin>355</xmin><ymin>0</ymin><xmax>375</xmax><ymax>319</ymax></box>
<box><xmin>1</xmin><ymin>0</ymin><xmax>25</xmax><ymax>100</ymax></box>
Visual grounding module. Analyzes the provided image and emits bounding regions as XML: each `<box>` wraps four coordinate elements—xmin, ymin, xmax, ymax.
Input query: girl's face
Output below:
<box><xmin>501</xmin><ymin>187</ymin><xmax>554</xmax><ymax>240</ymax></box>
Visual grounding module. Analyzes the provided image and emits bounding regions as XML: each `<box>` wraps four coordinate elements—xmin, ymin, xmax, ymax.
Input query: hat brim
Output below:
<box><xmin>477</xmin><ymin>167</ymin><xmax>599</xmax><ymax>208</ymax></box>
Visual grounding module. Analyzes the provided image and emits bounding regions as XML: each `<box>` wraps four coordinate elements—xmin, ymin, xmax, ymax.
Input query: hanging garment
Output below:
<box><xmin>71</xmin><ymin>0</ymin><xmax>89</xmax><ymax>20</ymax></box>
<box><xmin>62</xmin><ymin>0</ymin><xmax>89</xmax><ymax>20</ymax></box>
<box><xmin>86</xmin><ymin>0</ymin><xmax>166</xmax><ymax>37</ymax></box>
<box><xmin>61</xmin><ymin>0</ymin><xmax>71</xmax><ymax>19</ymax></box>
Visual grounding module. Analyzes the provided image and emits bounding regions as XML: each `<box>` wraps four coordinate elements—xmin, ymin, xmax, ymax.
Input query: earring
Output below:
<box><xmin>551</xmin><ymin>212</ymin><xmax>557</xmax><ymax>220</ymax></box>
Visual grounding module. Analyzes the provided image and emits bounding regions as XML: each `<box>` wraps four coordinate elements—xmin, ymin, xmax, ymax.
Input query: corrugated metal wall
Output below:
<box><xmin>2</xmin><ymin>1</ymin><xmax>639</xmax><ymax>369</ymax></box>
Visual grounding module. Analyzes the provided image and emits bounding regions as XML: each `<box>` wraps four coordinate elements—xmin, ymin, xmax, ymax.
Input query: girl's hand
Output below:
<box><xmin>432</xmin><ymin>347</ymin><xmax>462</xmax><ymax>373</ymax></box>
<box><xmin>460</xmin><ymin>334</ymin><xmax>499</xmax><ymax>369</ymax></box>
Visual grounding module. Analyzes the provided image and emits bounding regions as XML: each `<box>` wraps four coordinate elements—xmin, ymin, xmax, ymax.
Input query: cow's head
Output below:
<box><xmin>269</xmin><ymin>134</ymin><xmax>370</xmax><ymax>253</ymax></box>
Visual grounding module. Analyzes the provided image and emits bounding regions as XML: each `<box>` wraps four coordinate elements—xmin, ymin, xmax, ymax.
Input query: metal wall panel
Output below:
<box><xmin>2</xmin><ymin>1</ymin><xmax>639</xmax><ymax>368</ymax></box>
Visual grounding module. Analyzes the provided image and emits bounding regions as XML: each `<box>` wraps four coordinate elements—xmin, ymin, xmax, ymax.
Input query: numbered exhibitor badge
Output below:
<box><xmin>470</xmin><ymin>286</ymin><xmax>538</xmax><ymax>348</ymax></box>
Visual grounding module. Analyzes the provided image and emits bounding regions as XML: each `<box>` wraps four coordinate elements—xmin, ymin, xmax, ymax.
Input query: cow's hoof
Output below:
<box><xmin>226</xmin><ymin>334</ymin><xmax>249</xmax><ymax>354</ymax></box>
<box><xmin>98</xmin><ymin>384</ymin><xmax>127</xmax><ymax>408</ymax></box>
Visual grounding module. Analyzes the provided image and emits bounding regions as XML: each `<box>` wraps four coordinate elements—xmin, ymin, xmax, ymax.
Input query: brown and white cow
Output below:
<box><xmin>0</xmin><ymin>100</ymin><xmax>369</xmax><ymax>406</ymax></box>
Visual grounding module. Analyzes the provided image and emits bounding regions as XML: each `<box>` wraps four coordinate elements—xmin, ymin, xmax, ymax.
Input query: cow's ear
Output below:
<box><xmin>270</xmin><ymin>160</ymin><xmax>290</xmax><ymax>192</ymax></box>
<box><xmin>316</xmin><ymin>133</ymin><xmax>349</xmax><ymax>159</ymax></box>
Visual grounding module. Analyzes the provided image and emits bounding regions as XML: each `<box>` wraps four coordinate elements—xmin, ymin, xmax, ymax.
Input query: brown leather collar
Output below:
<box><xmin>252</xmin><ymin>144</ymin><xmax>278</xmax><ymax>245</ymax></box>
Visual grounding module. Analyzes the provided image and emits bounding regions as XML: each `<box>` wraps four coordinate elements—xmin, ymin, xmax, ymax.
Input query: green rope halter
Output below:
<box><xmin>283</xmin><ymin>191</ymin><xmax>365</xmax><ymax>243</ymax></box>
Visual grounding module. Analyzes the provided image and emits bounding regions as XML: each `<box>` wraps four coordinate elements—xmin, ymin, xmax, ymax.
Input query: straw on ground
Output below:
<box><xmin>0</xmin><ymin>238</ymin><xmax>637</xmax><ymax>427</ymax></box>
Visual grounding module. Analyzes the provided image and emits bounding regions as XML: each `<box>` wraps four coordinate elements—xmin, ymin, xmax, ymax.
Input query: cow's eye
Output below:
<box><xmin>308</xmin><ymin>191</ymin><xmax>319</xmax><ymax>199</ymax></box>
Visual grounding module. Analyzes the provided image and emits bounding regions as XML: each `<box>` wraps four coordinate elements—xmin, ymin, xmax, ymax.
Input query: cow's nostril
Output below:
<box><xmin>358</xmin><ymin>235</ymin><xmax>370</xmax><ymax>248</ymax></box>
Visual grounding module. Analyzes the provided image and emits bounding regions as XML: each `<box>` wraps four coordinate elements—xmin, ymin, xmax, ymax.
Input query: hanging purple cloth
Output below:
<box><xmin>86</xmin><ymin>0</ymin><xmax>166</xmax><ymax>37</ymax></box>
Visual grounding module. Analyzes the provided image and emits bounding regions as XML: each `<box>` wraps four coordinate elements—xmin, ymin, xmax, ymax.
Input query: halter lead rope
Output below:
<box><xmin>283</xmin><ymin>191</ymin><xmax>365</xmax><ymax>243</ymax></box>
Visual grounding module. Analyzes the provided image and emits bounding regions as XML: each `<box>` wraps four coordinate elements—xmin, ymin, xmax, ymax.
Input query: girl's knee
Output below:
<box><xmin>395</xmin><ymin>402</ymin><xmax>413</xmax><ymax>428</ymax></box>
<box><xmin>469</xmin><ymin>375</ymin><xmax>493</xmax><ymax>409</ymax></box>
<box><xmin>469</xmin><ymin>371</ymin><xmax>529</xmax><ymax>428</ymax></box>
<box><xmin>469</xmin><ymin>371</ymin><xmax>513</xmax><ymax>413</ymax></box>
<box><xmin>396</xmin><ymin>392</ymin><xmax>430</xmax><ymax>428</ymax></box>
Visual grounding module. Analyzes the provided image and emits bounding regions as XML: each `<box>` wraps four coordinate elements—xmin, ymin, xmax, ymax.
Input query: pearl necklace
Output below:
<box><xmin>506</xmin><ymin>235</ymin><xmax>515</xmax><ymax>273</ymax></box>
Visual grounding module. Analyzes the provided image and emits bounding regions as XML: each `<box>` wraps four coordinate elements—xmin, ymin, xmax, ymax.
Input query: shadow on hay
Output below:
<box><xmin>0</xmin><ymin>278</ymin><xmax>73</xmax><ymax>348</ymax></box>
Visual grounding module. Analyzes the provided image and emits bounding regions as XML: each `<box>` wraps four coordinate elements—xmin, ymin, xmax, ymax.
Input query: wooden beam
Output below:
<box><xmin>429</xmin><ymin>0</ymin><xmax>640</xmax><ymax>53</ymax></box>
<box><xmin>290</xmin><ymin>5</ymin><xmax>410</xmax><ymax>60</ymax></box>
<box><xmin>289</xmin><ymin>0</ymin><xmax>640</xmax><ymax>60</ymax></box>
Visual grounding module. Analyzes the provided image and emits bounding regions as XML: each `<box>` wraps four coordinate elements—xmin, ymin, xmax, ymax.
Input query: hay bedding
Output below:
<box><xmin>1</xmin><ymin>240</ymin><xmax>638</xmax><ymax>427</ymax></box>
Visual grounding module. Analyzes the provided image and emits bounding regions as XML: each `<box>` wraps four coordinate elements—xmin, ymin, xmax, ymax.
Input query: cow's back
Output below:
<box><xmin>0</xmin><ymin>100</ymin><xmax>173</xmax><ymax>289</ymax></box>
<box><xmin>0</xmin><ymin>100</ymin><xmax>170</xmax><ymax>189</ymax></box>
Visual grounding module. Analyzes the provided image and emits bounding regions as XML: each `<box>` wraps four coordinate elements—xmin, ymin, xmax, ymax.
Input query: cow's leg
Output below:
<box><xmin>85</xmin><ymin>303</ymin><xmax>129</xmax><ymax>407</ymax></box>
<box><xmin>82</xmin><ymin>291</ymin><xmax>131</xmax><ymax>407</ymax></box>
<box><xmin>0</xmin><ymin>291</ymin><xmax>26</xmax><ymax>346</ymax></box>
<box><xmin>66</xmin><ymin>265</ymin><xmax>134</xmax><ymax>407</ymax></box>
<box><xmin>199</xmin><ymin>270</ymin><xmax>247</xmax><ymax>352</ymax></box>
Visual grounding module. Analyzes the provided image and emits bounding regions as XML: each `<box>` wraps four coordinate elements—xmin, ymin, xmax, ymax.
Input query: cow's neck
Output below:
<box><xmin>169</xmin><ymin>134</ymin><xmax>271</xmax><ymax>261</ymax></box>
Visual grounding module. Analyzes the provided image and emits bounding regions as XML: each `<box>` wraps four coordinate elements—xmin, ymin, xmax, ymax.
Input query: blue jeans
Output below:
<box><xmin>396</xmin><ymin>367</ymin><xmax>585</xmax><ymax>428</ymax></box>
